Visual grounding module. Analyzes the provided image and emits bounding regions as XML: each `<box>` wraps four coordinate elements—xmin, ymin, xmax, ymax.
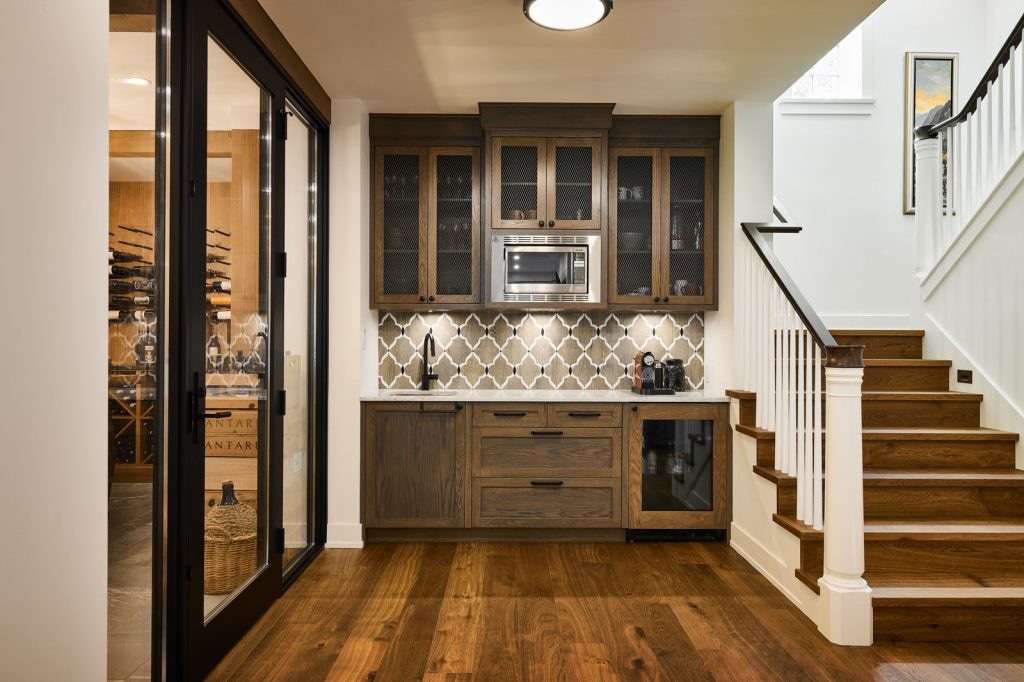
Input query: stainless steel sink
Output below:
<box><xmin>389</xmin><ymin>390</ymin><xmax>458</xmax><ymax>397</ymax></box>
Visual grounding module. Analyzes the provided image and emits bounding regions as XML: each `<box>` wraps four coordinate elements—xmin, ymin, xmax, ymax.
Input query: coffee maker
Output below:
<box><xmin>632</xmin><ymin>352</ymin><xmax>676</xmax><ymax>395</ymax></box>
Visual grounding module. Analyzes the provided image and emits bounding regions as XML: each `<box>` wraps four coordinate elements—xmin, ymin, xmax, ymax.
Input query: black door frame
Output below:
<box><xmin>164</xmin><ymin>1</ymin><xmax>330</xmax><ymax>678</ymax></box>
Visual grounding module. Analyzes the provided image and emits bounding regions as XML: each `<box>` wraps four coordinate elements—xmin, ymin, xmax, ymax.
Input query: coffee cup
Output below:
<box><xmin>673</xmin><ymin>279</ymin><xmax>687</xmax><ymax>296</ymax></box>
<box><xmin>632</xmin><ymin>186</ymin><xmax>644</xmax><ymax>200</ymax></box>
<box><xmin>618</xmin><ymin>187</ymin><xmax>631</xmax><ymax>200</ymax></box>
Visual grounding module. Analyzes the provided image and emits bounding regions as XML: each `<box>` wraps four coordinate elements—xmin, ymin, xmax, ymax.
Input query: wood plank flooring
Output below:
<box><xmin>208</xmin><ymin>542</ymin><xmax>1024</xmax><ymax>681</ymax></box>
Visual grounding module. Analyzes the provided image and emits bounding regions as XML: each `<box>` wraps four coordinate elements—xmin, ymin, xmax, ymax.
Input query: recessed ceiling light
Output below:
<box><xmin>524</xmin><ymin>0</ymin><xmax>612</xmax><ymax>31</ymax></box>
<box><xmin>120</xmin><ymin>77</ymin><xmax>152</xmax><ymax>86</ymax></box>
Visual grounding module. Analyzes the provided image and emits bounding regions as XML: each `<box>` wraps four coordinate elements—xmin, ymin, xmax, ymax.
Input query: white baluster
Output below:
<box><xmin>954</xmin><ymin>122</ymin><xmax>963</xmax><ymax>236</ymax></box>
<box><xmin>812</xmin><ymin>342</ymin><xmax>823</xmax><ymax>531</ymax></box>
<box><xmin>1008</xmin><ymin>47</ymin><xmax>1017</xmax><ymax>164</ymax></box>
<box><xmin>782</xmin><ymin>302</ymin><xmax>792</xmax><ymax>476</ymax></box>
<box><xmin>795</xmin><ymin>317</ymin><xmax>805</xmax><ymax>521</ymax></box>
<box><xmin>803</xmin><ymin>328</ymin><xmax>813</xmax><ymax>524</ymax></box>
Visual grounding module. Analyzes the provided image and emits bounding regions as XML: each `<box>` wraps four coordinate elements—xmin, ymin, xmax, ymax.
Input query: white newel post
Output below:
<box><xmin>818</xmin><ymin>350</ymin><xmax>872</xmax><ymax>646</ymax></box>
<box><xmin>914</xmin><ymin>134</ymin><xmax>942</xmax><ymax>275</ymax></box>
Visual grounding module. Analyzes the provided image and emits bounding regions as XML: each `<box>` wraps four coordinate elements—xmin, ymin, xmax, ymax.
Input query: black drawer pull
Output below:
<box><xmin>530</xmin><ymin>430</ymin><xmax>564</xmax><ymax>436</ymax></box>
<box><xmin>567</xmin><ymin>411</ymin><xmax>602</xmax><ymax>418</ymax></box>
<box><xmin>204</xmin><ymin>411</ymin><xmax>232</xmax><ymax>419</ymax></box>
<box><xmin>530</xmin><ymin>480</ymin><xmax>564</xmax><ymax>486</ymax></box>
<box><xmin>493</xmin><ymin>411</ymin><xmax>528</xmax><ymax>418</ymax></box>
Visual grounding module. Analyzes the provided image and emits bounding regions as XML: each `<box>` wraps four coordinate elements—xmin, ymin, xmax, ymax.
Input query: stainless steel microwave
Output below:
<box><xmin>490</xmin><ymin>234</ymin><xmax>601</xmax><ymax>304</ymax></box>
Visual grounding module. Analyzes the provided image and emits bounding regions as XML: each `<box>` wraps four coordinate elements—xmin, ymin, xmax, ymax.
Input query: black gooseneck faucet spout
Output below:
<box><xmin>420</xmin><ymin>332</ymin><xmax>439</xmax><ymax>390</ymax></box>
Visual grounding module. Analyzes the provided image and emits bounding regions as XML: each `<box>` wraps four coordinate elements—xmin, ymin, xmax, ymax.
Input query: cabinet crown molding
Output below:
<box><xmin>479</xmin><ymin>102</ymin><xmax>615</xmax><ymax>131</ymax></box>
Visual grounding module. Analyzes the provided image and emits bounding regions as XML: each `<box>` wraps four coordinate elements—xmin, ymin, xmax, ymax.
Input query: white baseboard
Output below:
<box><xmin>730</xmin><ymin>523</ymin><xmax>818</xmax><ymax>617</ymax></box>
<box><xmin>326</xmin><ymin>522</ymin><xmax>364</xmax><ymax>548</ymax></box>
<box><xmin>818</xmin><ymin>314</ymin><xmax>913</xmax><ymax>330</ymax></box>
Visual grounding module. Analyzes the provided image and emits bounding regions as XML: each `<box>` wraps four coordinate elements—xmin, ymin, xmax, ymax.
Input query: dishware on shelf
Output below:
<box><xmin>632</xmin><ymin>186</ymin><xmax>644</xmax><ymax>200</ymax></box>
<box><xmin>618</xmin><ymin>186</ymin><xmax>632</xmax><ymax>200</ymax></box>
<box><xmin>525</xmin><ymin>209</ymin><xmax>537</xmax><ymax>220</ymax></box>
<box><xmin>618</xmin><ymin>232</ymin><xmax>646</xmax><ymax>251</ymax></box>
<box><xmin>673</xmin><ymin>279</ymin><xmax>687</xmax><ymax>296</ymax></box>
<box><xmin>633</xmin><ymin>286</ymin><xmax>651</xmax><ymax>295</ymax></box>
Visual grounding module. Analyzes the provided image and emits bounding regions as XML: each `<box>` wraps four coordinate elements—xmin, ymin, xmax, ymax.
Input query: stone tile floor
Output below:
<box><xmin>108</xmin><ymin>482</ymin><xmax>152</xmax><ymax>681</ymax></box>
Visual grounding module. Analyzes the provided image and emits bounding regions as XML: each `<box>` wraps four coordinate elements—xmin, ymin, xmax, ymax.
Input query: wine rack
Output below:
<box><xmin>108</xmin><ymin>221</ymin><xmax>157</xmax><ymax>483</ymax></box>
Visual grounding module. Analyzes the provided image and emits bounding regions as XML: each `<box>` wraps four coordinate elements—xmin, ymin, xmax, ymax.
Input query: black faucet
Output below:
<box><xmin>420</xmin><ymin>332</ymin><xmax>439</xmax><ymax>390</ymax></box>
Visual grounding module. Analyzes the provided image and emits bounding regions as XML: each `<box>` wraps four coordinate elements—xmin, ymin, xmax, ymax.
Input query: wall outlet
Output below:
<box><xmin>956</xmin><ymin>369</ymin><xmax>973</xmax><ymax>384</ymax></box>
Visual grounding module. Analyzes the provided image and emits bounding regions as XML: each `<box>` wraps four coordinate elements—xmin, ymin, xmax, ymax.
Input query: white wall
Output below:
<box><xmin>326</xmin><ymin>99</ymin><xmax>377</xmax><ymax>547</ymax></box>
<box><xmin>988</xmin><ymin>0</ymin><xmax>1024</xmax><ymax>54</ymax></box>
<box><xmin>0</xmin><ymin>1</ymin><xmax>108</xmax><ymax>678</ymax></box>
<box><xmin>772</xmin><ymin>0</ymin><xmax>1016</xmax><ymax>329</ymax></box>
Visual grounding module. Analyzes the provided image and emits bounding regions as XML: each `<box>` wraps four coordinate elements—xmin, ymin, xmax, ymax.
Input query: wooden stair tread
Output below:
<box><xmin>872</xmin><ymin>586</ymin><xmax>1024</xmax><ymax>603</ymax></box>
<box><xmin>862</xmin><ymin>391</ymin><xmax>983</xmax><ymax>401</ymax></box>
<box><xmin>772</xmin><ymin>513</ymin><xmax>1024</xmax><ymax>540</ymax></box>
<box><xmin>862</xmin><ymin>469</ymin><xmax>1024</xmax><ymax>484</ymax></box>
<box><xmin>863</xmin><ymin>358</ymin><xmax>951</xmax><ymax>367</ymax></box>
<box><xmin>831</xmin><ymin>329</ymin><xmax>925</xmax><ymax>337</ymax></box>
<box><xmin>869</xmin><ymin>574</ymin><xmax>1024</xmax><ymax>588</ymax></box>
<box><xmin>862</xmin><ymin>427</ymin><xmax>1019</xmax><ymax>441</ymax></box>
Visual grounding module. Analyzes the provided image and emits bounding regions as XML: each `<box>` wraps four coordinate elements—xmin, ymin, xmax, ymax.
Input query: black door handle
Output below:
<box><xmin>530</xmin><ymin>480</ymin><xmax>564</xmax><ymax>486</ymax></box>
<box><xmin>538</xmin><ymin>220</ymin><xmax>545</xmax><ymax>228</ymax></box>
<box><xmin>493</xmin><ymin>411</ymin><xmax>527</xmax><ymax>418</ymax></box>
<box><xmin>547</xmin><ymin>220</ymin><xmax>555</xmax><ymax>227</ymax></box>
<box><xmin>204</xmin><ymin>411</ymin><xmax>232</xmax><ymax>419</ymax></box>
<box><xmin>530</xmin><ymin>430</ymin><xmax>564</xmax><ymax>436</ymax></box>
<box><xmin>567</xmin><ymin>411</ymin><xmax>602</xmax><ymax>418</ymax></box>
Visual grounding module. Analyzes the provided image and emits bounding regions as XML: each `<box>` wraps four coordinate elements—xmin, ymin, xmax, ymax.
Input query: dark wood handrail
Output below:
<box><xmin>918</xmin><ymin>12</ymin><xmax>1024</xmax><ymax>139</ymax></box>
<box><xmin>741</xmin><ymin>222</ymin><xmax>864</xmax><ymax>368</ymax></box>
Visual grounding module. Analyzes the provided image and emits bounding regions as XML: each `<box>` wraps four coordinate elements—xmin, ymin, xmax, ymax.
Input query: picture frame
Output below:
<box><xmin>904</xmin><ymin>52</ymin><xmax>958</xmax><ymax>214</ymax></box>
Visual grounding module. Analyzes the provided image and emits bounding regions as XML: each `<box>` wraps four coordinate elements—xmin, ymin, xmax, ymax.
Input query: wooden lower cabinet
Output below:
<box><xmin>362</xmin><ymin>402</ymin><xmax>468</xmax><ymax>527</ymax></box>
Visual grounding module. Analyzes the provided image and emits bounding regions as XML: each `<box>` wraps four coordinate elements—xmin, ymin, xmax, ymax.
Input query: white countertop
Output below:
<box><xmin>361</xmin><ymin>389</ymin><xmax>728</xmax><ymax>403</ymax></box>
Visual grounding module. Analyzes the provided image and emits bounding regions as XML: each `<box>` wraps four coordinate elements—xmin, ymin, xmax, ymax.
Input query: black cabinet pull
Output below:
<box><xmin>204</xmin><ymin>411</ymin><xmax>232</xmax><ymax>419</ymax></box>
<box><xmin>530</xmin><ymin>480</ymin><xmax>564</xmax><ymax>486</ymax></box>
<box><xmin>631</xmin><ymin>405</ymin><xmax>638</xmax><ymax>412</ymax></box>
<box><xmin>428</xmin><ymin>295</ymin><xmax>435</xmax><ymax>302</ymax></box>
<box><xmin>493</xmin><ymin>411</ymin><xmax>527</xmax><ymax>418</ymax></box>
<box><xmin>538</xmin><ymin>220</ymin><xmax>545</xmax><ymax>228</ymax></box>
<box><xmin>419</xmin><ymin>295</ymin><xmax>426</xmax><ymax>302</ymax></box>
<box><xmin>547</xmin><ymin>220</ymin><xmax>555</xmax><ymax>227</ymax></box>
<box><xmin>530</xmin><ymin>430</ymin><xmax>564</xmax><ymax>436</ymax></box>
<box><xmin>567</xmin><ymin>411</ymin><xmax>601</xmax><ymax>418</ymax></box>
<box><xmin>455</xmin><ymin>403</ymin><xmax>464</xmax><ymax>410</ymax></box>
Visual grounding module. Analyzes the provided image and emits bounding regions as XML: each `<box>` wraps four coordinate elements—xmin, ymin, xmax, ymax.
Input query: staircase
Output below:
<box><xmin>733</xmin><ymin>329</ymin><xmax>1024</xmax><ymax>642</ymax></box>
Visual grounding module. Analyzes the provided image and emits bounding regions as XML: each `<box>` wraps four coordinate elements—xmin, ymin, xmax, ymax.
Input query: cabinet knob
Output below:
<box><xmin>653</xmin><ymin>296</ymin><xmax>661</xmax><ymax>303</ymax></box>
<box><xmin>547</xmin><ymin>220</ymin><xmax>555</xmax><ymax>228</ymax></box>
<box><xmin>538</xmin><ymin>220</ymin><xmax>545</xmax><ymax>228</ymax></box>
<box><xmin>428</xmin><ymin>295</ymin><xmax>435</xmax><ymax>302</ymax></box>
<box><xmin>631</xmin><ymin>405</ymin><xmax>638</xmax><ymax>412</ymax></box>
<box><xmin>455</xmin><ymin>403</ymin><xmax>463</xmax><ymax>410</ymax></box>
<box><xmin>419</xmin><ymin>295</ymin><xmax>426</xmax><ymax>302</ymax></box>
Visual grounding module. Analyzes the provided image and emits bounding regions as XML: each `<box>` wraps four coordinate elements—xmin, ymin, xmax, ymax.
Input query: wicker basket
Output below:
<box><xmin>204</xmin><ymin>501</ymin><xmax>257</xmax><ymax>595</ymax></box>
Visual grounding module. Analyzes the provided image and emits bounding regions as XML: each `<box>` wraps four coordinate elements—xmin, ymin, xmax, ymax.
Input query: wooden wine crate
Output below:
<box><xmin>205</xmin><ymin>398</ymin><xmax>259</xmax><ymax>458</ymax></box>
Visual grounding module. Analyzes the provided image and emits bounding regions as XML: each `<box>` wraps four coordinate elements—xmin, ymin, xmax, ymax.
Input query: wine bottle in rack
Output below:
<box><xmin>207</xmin><ymin>335</ymin><xmax>223</xmax><ymax>371</ymax></box>
<box><xmin>206</xmin><ymin>254</ymin><xmax>231</xmax><ymax>265</ymax></box>
<box><xmin>207</xmin><ymin>280</ymin><xmax>231</xmax><ymax>293</ymax></box>
<box><xmin>109</xmin><ymin>310</ymin><xmax>155</xmax><ymax>323</ymax></box>
<box><xmin>206</xmin><ymin>268</ymin><xmax>229</xmax><ymax>280</ymax></box>
<box><xmin>208</xmin><ymin>308</ymin><xmax>231</xmax><ymax>322</ymax></box>
<box><xmin>109</xmin><ymin>249</ymin><xmax>144</xmax><ymax>263</ymax></box>
<box><xmin>109</xmin><ymin>264</ymin><xmax>156</xmax><ymax>279</ymax></box>
<box><xmin>110</xmin><ymin>279</ymin><xmax>156</xmax><ymax>293</ymax></box>
<box><xmin>207</xmin><ymin>293</ymin><xmax>231</xmax><ymax>307</ymax></box>
<box><xmin>110</xmin><ymin>294</ymin><xmax>153</xmax><ymax>309</ymax></box>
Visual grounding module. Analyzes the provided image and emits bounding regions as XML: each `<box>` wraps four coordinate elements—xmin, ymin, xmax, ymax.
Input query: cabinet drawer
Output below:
<box><xmin>473</xmin><ymin>403</ymin><xmax>546</xmax><ymax>428</ymax></box>
<box><xmin>474</xmin><ymin>427</ymin><xmax>620</xmax><ymax>477</ymax></box>
<box><xmin>547</xmin><ymin>403</ymin><xmax>622</xmax><ymax>428</ymax></box>
<box><xmin>473</xmin><ymin>478</ymin><xmax>620</xmax><ymax>527</ymax></box>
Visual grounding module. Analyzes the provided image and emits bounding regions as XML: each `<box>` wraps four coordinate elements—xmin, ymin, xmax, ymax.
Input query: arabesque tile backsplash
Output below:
<box><xmin>378</xmin><ymin>312</ymin><xmax>704</xmax><ymax>391</ymax></box>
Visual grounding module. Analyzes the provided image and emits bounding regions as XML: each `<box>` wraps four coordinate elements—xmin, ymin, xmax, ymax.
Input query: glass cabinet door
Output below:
<box><xmin>492</xmin><ymin>137</ymin><xmax>546</xmax><ymax>229</ymax></box>
<box><xmin>661</xmin><ymin>148</ymin><xmax>714</xmax><ymax>305</ymax></box>
<box><xmin>375</xmin><ymin>147</ymin><xmax>427</xmax><ymax>303</ymax></box>
<box><xmin>429</xmin><ymin>148</ymin><xmax>479</xmax><ymax>304</ymax></box>
<box><xmin>547</xmin><ymin>138</ymin><xmax>601</xmax><ymax>229</ymax></box>
<box><xmin>610</xmin><ymin>149</ymin><xmax>658</xmax><ymax>304</ymax></box>
<box><xmin>628</xmin><ymin>403</ymin><xmax>728</xmax><ymax>530</ymax></box>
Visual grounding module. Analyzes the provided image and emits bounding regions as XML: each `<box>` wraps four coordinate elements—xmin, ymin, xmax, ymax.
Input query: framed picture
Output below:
<box><xmin>904</xmin><ymin>52</ymin><xmax>958</xmax><ymax>214</ymax></box>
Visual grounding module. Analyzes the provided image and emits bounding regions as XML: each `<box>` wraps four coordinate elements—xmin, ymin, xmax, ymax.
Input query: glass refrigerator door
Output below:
<box><xmin>640</xmin><ymin>418</ymin><xmax>714</xmax><ymax>512</ymax></box>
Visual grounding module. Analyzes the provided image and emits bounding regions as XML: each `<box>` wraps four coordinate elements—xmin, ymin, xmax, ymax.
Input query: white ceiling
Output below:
<box><xmin>258</xmin><ymin>0</ymin><xmax>882</xmax><ymax>114</ymax></box>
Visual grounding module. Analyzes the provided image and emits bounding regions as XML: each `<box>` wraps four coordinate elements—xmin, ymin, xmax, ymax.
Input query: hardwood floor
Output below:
<box><xmin>208</xmin><ymin>542</ymin><xmax>1024</xmax><ymax>681</ymax></box>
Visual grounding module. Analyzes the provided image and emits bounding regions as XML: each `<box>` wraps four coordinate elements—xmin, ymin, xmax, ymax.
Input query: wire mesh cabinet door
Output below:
<box><xmin>660</xmin><ymin>148</ymin><xmax>715</xmax><ymax>308</ymax></box>
<box><xmin>374</xmin><ymin>147</ymin><xmax>428</xmax><ymax>306</ymax></box>
<box><xmin>491</xmin><ymin>137</ymin><xmax>547</xmax><ymax>229</ymax></box>
<box><xmin>609</xmin><ymin>148</ymin><xmax>660</xmax><ymax>305</ymax></box>
<box><xmin>546</xmin><ymin>137</ymin><xmax>602</xmax><ymax>229</ymax></box>
<box><xmin>428</xmin><ymin>147</ymin><xmax>480</xmax><ymax>304</ymax></box>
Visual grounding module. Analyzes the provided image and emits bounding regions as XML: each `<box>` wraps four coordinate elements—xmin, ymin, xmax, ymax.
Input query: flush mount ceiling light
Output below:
<box><xmin>120</xmin><ymin>77</ymin><xmax>152</xmax><ymax>86</ymax></box>
<box><xmin>524</xmin><ymin>0</ymin><xmax>612</xmax><ymax>31</ymax></box>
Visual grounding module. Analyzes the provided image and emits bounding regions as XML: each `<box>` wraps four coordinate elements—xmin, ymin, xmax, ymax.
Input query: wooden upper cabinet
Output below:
<box><xmin>491</xmin><ymin>136</ymin><xmax>602</xmax><ymax>230</ymax></box>
<box><xmin>373</xmin><ymin>145</ymin><xmax>480</xmax><ymax>308</ymax></box>
<box><xmin>609</xmin><ymin>147</ymin><xmax>716</xmax><ymax>310</ymax></box>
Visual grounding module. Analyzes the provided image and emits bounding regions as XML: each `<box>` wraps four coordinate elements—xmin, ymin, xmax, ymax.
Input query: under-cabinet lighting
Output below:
<box><xmin>524</xmin><ymin>0</ymin><xmax>612</xmax><ymax>31</ymax></box>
